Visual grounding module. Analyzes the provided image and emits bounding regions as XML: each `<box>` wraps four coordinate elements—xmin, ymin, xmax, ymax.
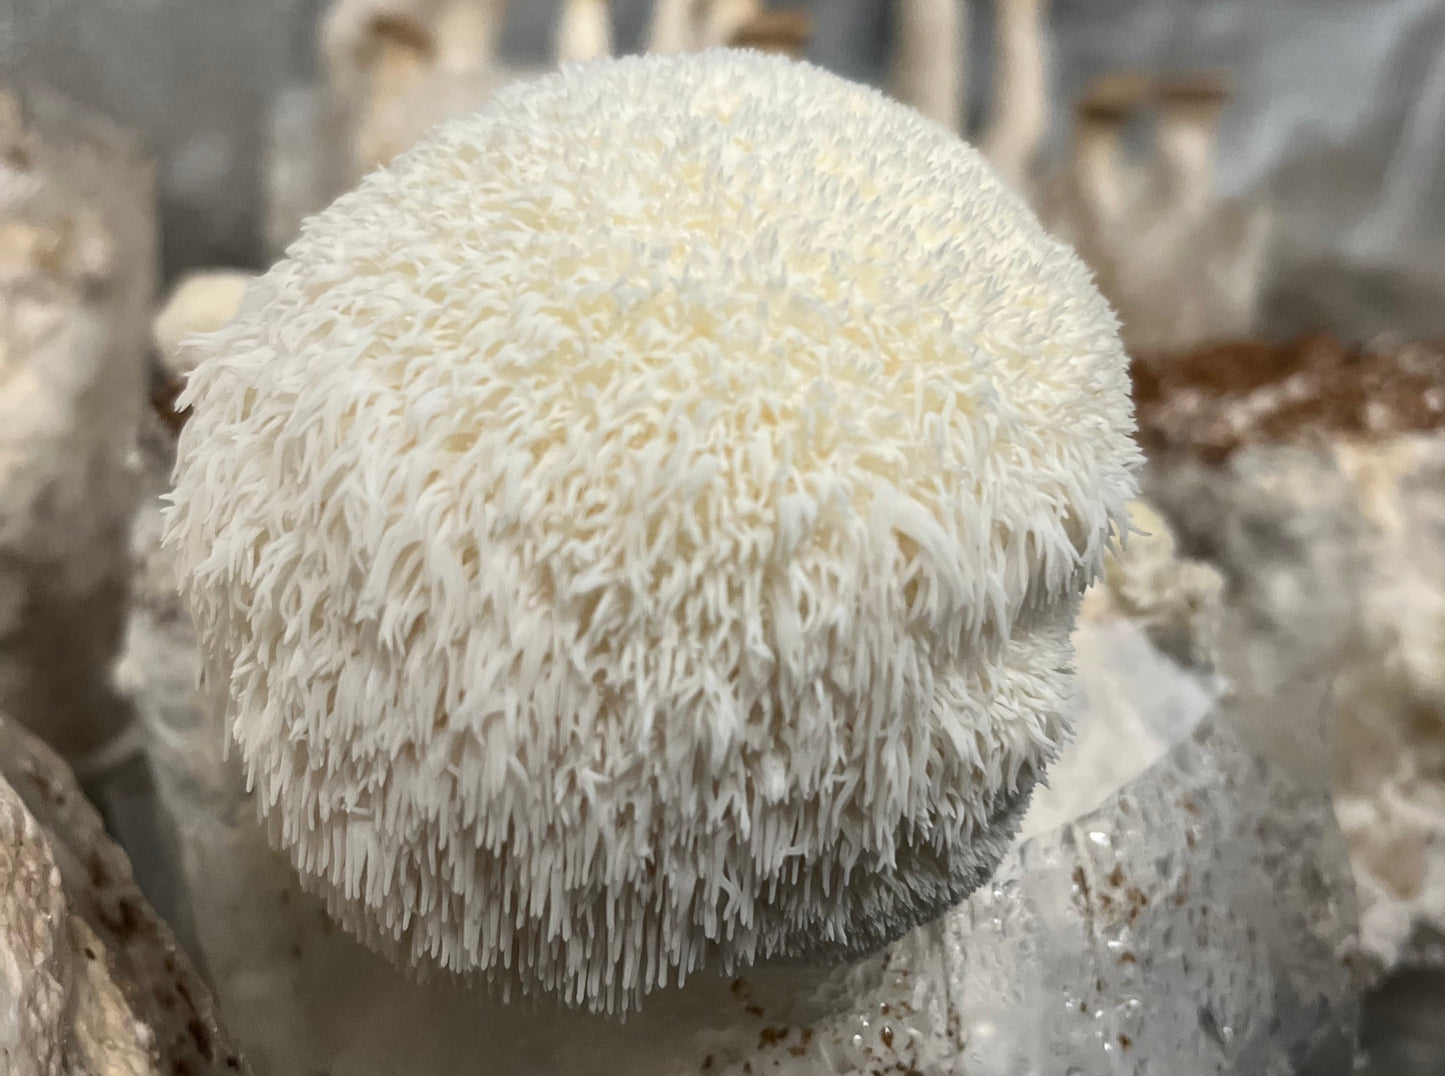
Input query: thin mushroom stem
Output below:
<box><xmin>346</xmin><ymin>10</ymin><xmax>438</xmax><ymax>173</ymax></box>
<box><xmin>557</xmin><ymin>0</ymin><xmax>613</xmax><ymax>63</ymax></box>
<box><xmin>1153</xmin><ymin>75</ymin><xmax>1229</xmax><ymax>221</ymax></box>
<box><xmin>1071</xmin><ymin>72</ymin><xmax>1149</xmax><ymax>231</ymax></box>
<box><xmin>647</xmin><ymin>0</ymin><xmax>700</xmax><ymax>53</ymax></box>
<box><xmin>980</xmin><ymin>0</ymin><xmax>1049</xmax><ymax>191</ymax></box>
<box><xmin>890</xmin><ymin>0</ymin><xmax>964</xmax><ymax>132</ymax></box>
<box><xmin>700</xmin><ymin>0</ymin><xmax>761</xmax><ymax>49</ymax></box>
<box><xmin>433</xmin><ymin>0</ymin><xmax>507</xmax><ymax>73</ymax></box>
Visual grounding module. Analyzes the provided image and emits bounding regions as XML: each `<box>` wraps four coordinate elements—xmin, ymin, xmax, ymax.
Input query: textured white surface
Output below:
<box><xmin>129</xmin><ymin>467</ymin><xmax>1358</xmax><ymax>1072</ymax></box>
<box><xmin>1329</xmin><ymin>438</ymin><xmax>1445</xmax><ymax>972</ymax></box>
<box><xmin>1148</xmin><ymin>434</ymin><xmax>1445</xmax><ymax>974</ymax></box>
<box><xmin>167</xmin><ymin>52</ymin><xmax>1138</xmax><ymax>1012</ymax></box>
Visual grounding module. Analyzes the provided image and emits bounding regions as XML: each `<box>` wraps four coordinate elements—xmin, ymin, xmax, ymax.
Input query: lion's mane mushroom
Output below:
<box><xmin>165</xmin><ymin>52</ymin><xmax>1139</xmax><ymax>1013</ymax></box>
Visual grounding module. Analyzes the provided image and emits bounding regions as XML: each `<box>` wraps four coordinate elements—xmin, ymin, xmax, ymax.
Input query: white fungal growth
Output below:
<box><xmin>165</xmin><ymin>52</ymin><xmax>1139</xmax><ymax>1013</ymax></box>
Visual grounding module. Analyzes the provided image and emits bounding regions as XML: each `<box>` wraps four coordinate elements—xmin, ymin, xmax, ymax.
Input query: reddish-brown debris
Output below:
<box><xmin>1131</xmin><ymin>335</ymin><xmax>1445</xmax><ymax>463</ymax></box>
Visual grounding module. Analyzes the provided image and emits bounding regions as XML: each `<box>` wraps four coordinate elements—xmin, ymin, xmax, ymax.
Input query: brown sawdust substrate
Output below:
<box><xmin>1131</xmin><ymin>334</ymin><xmax>1445</xmax><ymax>464</ymax></box>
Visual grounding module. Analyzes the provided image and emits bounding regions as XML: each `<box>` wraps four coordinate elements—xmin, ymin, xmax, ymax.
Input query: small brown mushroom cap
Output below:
<box><xmin>1155</xmin><ymin>72</ymin><xmax>1233</xmax><ymax>121</ymax></box>
<box><xmin>728</xmin><ymin>9</ymin><xmax>813</xmax><ymax>57</ymax></box>
<box><xmin>1075</xmin><ymin>71</ymin><xmax>1153</xmax><ymax>126</ymax></box>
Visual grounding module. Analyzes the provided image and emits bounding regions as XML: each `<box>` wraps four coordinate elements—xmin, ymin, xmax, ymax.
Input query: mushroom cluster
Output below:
<box><xmin>316</xmin><ymin>0</ymin><xmax>812</xmax><ymax>189</ymax></box>
<box><xmin>885</xmin><ymin>2</ymin><xmax>1270</xmax><ymax>356</ymax></box>
<box><xmin>166</xmin><ymin>52</ymin><xmax>1138</xmax><ymax>1013</ymax></box>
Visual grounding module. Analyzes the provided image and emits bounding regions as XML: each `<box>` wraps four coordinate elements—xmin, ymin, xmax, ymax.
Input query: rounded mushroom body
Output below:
<box><xmin>165</xmin><ymin>52</ymin><xmax>1139</xmax><ymax>1014</ymax></box>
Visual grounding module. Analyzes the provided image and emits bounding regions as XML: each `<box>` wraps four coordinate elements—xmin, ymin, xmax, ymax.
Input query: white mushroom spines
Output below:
<box><xmin>165</xmin><ymin>52</ymin><xmax>1139</xmax><ymax>1012</ymax></box>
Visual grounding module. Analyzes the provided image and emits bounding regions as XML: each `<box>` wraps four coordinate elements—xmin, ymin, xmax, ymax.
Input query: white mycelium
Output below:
<box><xmin>165</xmin><ymin>52</ymin><xmax>1139</xmax><ymax>1013</ymax></box>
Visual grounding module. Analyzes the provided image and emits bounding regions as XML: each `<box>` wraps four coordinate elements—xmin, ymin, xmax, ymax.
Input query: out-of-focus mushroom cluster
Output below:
<box><xmin>885</xmin><ymin>1</ymin><xmax>1270</xmax><ymax>357</ymax></box>
<box><xmin>301</xmin><ymin>0</ymin><xmax>815</xmax><ymax>201</ymax></box>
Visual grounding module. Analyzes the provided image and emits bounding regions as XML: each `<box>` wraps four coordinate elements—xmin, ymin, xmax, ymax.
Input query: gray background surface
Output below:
<box><xmin>6</xmin><ymin>0</ymin><xmax>1445</xmax><ymax>335</ymax></box>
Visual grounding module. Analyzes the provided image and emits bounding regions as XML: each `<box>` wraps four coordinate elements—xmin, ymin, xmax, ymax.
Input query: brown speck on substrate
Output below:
<box><xmin>1118</xmin><ymin>951</ymin><xmax>1138</xmax><ymax>965</ymax></box>
<box><xmin>758</xmin><ymin>1026</ymin><xmax>788</xmax><ymax>1048</ymax></box>
<box><xmin>1174</xmin><ymin>871</ymin><xmax>1192</xmax><ymax>906</ymax></box>
<box><xmin>745</xmin><ymin>1004</ymin><xmax>765</xmax><ymax>1017</ymax></box>
<box><xmin>86</xmin><ymin>851</ymin><xmax>111</xmax><ymax>888</ymax></box>
<box><xmin>1107</xmin><ymin>865</ymin><xmax>1126</xmax><ymax>888</ymax></box>
<box><xmin>1119</xmin><ymin>1032</ymin><xmax>1133</xmax><ymax>1050</ymax></box>
<box><xmin>880</xmin><ymin>1026</ymin><xmax>894</xmax><ymax>1049</ymax></box>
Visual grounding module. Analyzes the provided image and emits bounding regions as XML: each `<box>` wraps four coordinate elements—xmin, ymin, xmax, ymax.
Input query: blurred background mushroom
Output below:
<box><xmin>977</xmin><ymin>0</ymin><xmax>1047</xmax><ymax>190</ymax></box>
<box><xmin>889</xmin><ymin>0</ymin><xmax>963</xmax><ymax>131</ymax></box>
<box><xmin>556</xmin><ymin>0</ymin><xmax>615</xmax><ymax>63</ymax></box>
